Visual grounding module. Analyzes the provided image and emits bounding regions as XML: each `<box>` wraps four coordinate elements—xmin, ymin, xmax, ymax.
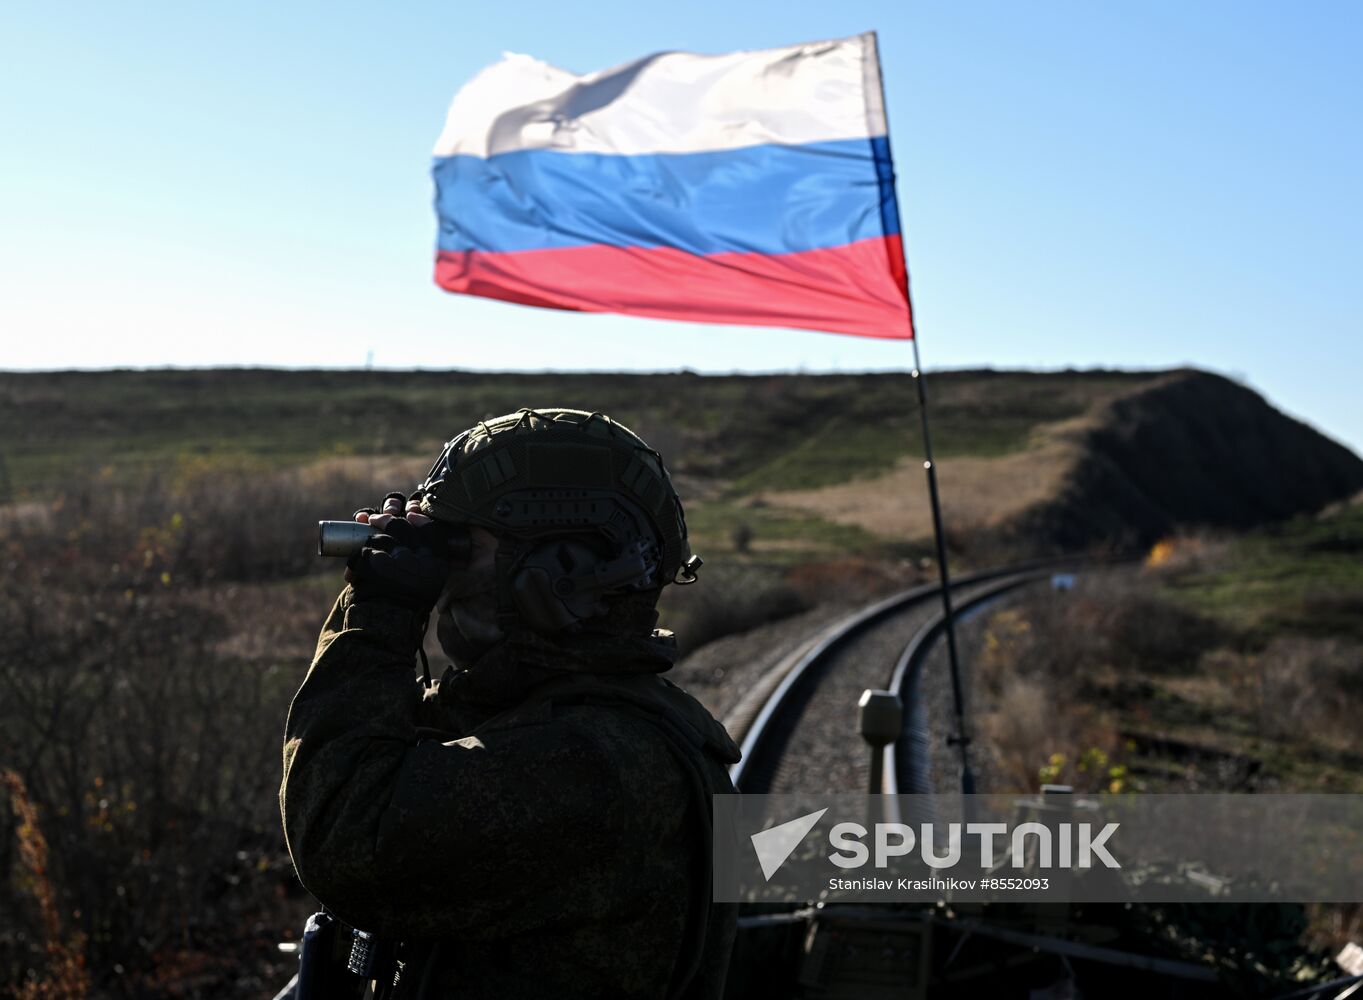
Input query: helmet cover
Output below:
<box><xmin>418</xmin><ymin>408</ymin><xmax>692</xmax><ymax>590</ymax></box>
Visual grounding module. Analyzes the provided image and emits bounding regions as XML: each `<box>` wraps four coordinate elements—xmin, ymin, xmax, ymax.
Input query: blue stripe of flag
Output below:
<box><xmin>433</xmin><ymin>136</ymin><xmax>899</xmax><ymax>257</ymax></box>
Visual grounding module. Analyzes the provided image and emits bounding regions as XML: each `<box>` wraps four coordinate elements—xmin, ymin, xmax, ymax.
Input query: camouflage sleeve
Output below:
<box><xmin>280</xmin><ymin>587</ymin><xmax>689</xmax><ymax>940</ymax></box>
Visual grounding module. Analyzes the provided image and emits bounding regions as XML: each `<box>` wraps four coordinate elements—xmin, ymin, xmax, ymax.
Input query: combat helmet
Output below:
<box><xmin>417</xmin><ymin>408</ymin><xmax>701</xmax><ymax>635</ymax></box>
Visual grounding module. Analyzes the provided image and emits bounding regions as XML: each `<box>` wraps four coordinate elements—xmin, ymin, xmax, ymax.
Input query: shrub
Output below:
<box><xmin>0</xmin><ymin>576</ymin><xmax>312</xmax><ymax>995</ymax></box>
<box><xmin>785</xmin><ymin>556</ymin><xmax>912</xmax><ymax>607</ymax></box>
<box><xmin>972</xmin><ymin>581</ymin><xmax>1130</xmax><ymax>793</ymax></box>
<box><xmin>978</xmin><ymin>670</ymin><xmax>1124</xmax><ymax>794</ymax></box>
<box><xmin>1143</xmin><ymin>533</ymin><xmax>1230</xmax><ymax>579</ymax></box>
<box><xmin>29</xmin><ymin>457</ymin><xmax>403</xmax><ymax>589</ymax></box>
<box><xmin>1</xmin><ymin>769</ymin><xmax>89</xmax><ymax>999</ymax></box>
<box><xmin>658</xmin><ymin>565</ymin><xmax>809</xmax><ymax>654</ymax></box>
<box><xmin>0</xmin><ymin>462</ymin><xmax>371</xmax><ymax>996</ymax></box>
<box><xmin>1203</xmin><ymin>637</ymin><xmax>1363</xmax><ymax>746</ymax></box>
<box><xmin>1107</xmin><ymin>594</ymin><xmax>1224</xmax><ymax>674</ymax></box>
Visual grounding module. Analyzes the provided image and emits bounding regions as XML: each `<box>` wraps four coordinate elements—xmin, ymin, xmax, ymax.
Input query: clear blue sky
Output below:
<box><xmin>3</xmin><ymin>2</ymin><xmax>1360</xmax><ymax>453</ymax></box>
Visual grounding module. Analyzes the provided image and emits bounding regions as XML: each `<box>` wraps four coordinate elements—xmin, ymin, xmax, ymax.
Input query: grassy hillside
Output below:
<box><xmin>0</xmin><ymin>367</ymin><xmax>1150</xmax><ymax>491</ymax></box>
<box><xmin>3</xmin><ymin>367</ymin><xmax>1357</xmax><ymax>563</ymax></box>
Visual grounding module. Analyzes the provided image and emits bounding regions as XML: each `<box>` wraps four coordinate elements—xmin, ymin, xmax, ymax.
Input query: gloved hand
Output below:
<box><xmin>345</xmin><ymin>492</ymin><xmax>471</xmax><ymax>614</ymax></box>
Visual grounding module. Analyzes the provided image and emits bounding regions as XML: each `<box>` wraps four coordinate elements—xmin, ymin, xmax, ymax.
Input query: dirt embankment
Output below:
<box><xmin>764</xmin><ymin>370</ymin><xmax>1363</xmax><ymax>555</ymax></box>
<box><xmin>1002</xmin><ymin>370</ymin><xmax>1363</xmax><ymax>552</ymax></box>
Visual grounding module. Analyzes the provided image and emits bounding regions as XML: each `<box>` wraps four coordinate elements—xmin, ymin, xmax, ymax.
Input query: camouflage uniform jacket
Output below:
<box><xmin>281</xmin><ymin>588</ymin><xmax>741</xmax><ymax>999</ymax></box>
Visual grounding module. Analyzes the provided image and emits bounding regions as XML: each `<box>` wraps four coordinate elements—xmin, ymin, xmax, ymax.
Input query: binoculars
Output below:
<box><xmin>316</xmin><ymin>521</ymin><xmax>378</xmax><ymax>558</ymax></box>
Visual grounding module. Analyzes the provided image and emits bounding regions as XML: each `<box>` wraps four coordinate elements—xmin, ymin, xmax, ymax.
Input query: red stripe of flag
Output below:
<box><xmin>435</xmin><ymin>236</ymin><xmax>912</xmax><ymax>340</ymax></box>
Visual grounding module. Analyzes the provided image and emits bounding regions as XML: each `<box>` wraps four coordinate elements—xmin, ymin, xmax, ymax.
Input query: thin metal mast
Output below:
<box><xmin>871</xmin><ymin>31</ymin><xmax>975</xmax><ymax>793</ymax></box>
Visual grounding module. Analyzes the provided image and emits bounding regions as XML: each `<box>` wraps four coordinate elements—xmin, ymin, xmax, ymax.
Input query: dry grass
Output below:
<box><xmin>980</xmin><ymin>675</ymin><xmax>1123</xmax><ymax>793</ymax></box>
<box><xmin>759</xmin><ymin>433</ymin><xmax>1081</xmax><ymax>543</ymax></box>
<box><xmin>971</xmin><ymin>597</ymin><xmax>1129</xmax><ymax>794</ymax></box>
<box><xmin>785</xmin><ymin>556</ymin><xmax>917</xmax><ymax>606</ymax></box>
<box><xmin>1202</xmin><ymin>638</ymin><xmax>1363</xmax><ymax>749</ymax></box>
<box><xmin>294</xmin><ymin>454</ymin><xmax>429</xmax><ymax>492</ymax></box>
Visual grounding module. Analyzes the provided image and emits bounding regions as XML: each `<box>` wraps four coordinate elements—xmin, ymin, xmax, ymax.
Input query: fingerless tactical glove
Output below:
<box><xmin>347</xmin><ymin>516</ymin><xmax>472</xmax><ymax>615</ymax></box>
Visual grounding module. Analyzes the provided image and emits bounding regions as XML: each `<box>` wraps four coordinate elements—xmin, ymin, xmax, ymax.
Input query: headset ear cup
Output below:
<box><xmin>511</xmin><ymin>563</ymin><xmax>578</xmax><ymax>634</ymax></box>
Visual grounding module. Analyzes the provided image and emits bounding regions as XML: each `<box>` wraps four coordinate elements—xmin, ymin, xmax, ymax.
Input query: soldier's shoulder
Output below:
<box><xmin>552</xmin><ymin>698</ymin><xmax>692</xmax><ymax>785</ymax></box>
<box><xmin>527</xmin><ymin>671</ymin><xmax>740</xmax><ymax>764</ymax></box>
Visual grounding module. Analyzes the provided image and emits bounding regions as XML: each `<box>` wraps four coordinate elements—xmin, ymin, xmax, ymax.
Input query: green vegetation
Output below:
<box><xmin>0</xmin><ymin>367</ymin><xmax>1161</xmax><ymax>498</ymax></box>
<box><xmin>727</xmin><ymin>411</ymin><xmax>914</xmax><ymax>493</ymax></box>
<box><xmin>684</xmin><ymin>497</ymin><xmax>888</xmax><ymax>560</ymax></box>
<box><xmin>1160</xmin><ymin>502</ymin><xmax>1363</xmax><ymax>642</ymax></box>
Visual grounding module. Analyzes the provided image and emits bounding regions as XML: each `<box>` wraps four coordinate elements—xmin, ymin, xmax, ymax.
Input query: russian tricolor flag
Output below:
<box><xmin>432</xmin><ymin>33</ymin><xmax>913</xmax><ymax>340</ymax></box>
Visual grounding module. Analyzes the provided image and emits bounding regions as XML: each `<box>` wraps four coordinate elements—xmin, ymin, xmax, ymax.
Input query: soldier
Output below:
<box><xmin>280</xmin><ymin>409</ymin><xmax>740</xmax><ymax>999</ymax></box>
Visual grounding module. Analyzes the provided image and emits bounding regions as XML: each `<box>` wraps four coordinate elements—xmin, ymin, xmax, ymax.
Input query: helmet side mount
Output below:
<box><xmin>510</xmin><ymin>536</ymin><xmax>659</xmax><ymax>634</ymax></box>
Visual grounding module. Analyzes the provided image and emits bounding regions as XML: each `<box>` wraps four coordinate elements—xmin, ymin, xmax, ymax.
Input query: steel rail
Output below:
<box><xmin>881</xmin><ymin>569</ymin><xmax>1052</xmax><ymax>795</ymax></box>
<box><xmin>725</xmin><ymin>560</ymin><xmax>1071</xmax><ymax>792</ymax></box>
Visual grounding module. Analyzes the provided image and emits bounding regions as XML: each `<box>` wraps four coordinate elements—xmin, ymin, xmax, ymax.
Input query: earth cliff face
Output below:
<box><xmin>1000</xmin><ymin>370</ymin><xmax>1363</xmax><ymax>552</ymax></box>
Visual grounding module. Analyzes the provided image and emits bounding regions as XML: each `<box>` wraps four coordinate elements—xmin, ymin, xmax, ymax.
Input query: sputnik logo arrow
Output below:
<box><xmin>750</xmin><ymin>808</ymin><xmax>828</xmax><ymax>881</ymax></box>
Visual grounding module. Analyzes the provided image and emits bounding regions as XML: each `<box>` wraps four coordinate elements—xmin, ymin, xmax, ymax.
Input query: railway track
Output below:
<box><xmin>724</xmin><ymin>563</ymin><xmax>1065</xmax><ymax>795</ymax></box>
<box><xmin>720</xmin><ymin>560</ymin><xmax>1267</xmax><ymax>999</ymax></box>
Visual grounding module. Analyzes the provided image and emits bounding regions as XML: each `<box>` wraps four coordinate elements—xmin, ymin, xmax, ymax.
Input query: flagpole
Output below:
<box><xmin>871</xmin><ymin>30</ymin><xmax>975</xmax><ymax>794</ymax></box>
<box><xmin>907</xmin><ymin>331</ymin><xmax>975</xmax><ymax>795</ymax></box>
